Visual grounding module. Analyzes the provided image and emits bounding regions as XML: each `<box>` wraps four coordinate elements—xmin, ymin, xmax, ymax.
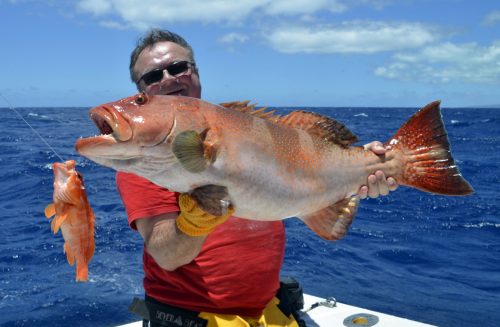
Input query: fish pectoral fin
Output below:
<box><xmin>51</xmin><ymin>213</ymin><xmax>68</xmax><ymax>234</ymax></box>
<box><xmin>299</xmin><ymin>196</ymin><xmax>360</xmax><ymax>241</ymax></box>
<box><xmin>64</xmin><ymin>242</ymin><xmax>75</xmax><ymax>266</ymax></box>
<box><xmin>44</xmin><ymin>203</ymin><xmax>55</xmax><ymax>218</ymax></box>
<box><xmin>278</xmin><ymin>111</ymin><xmax>358</xmax><ymax>148</ymax></box>
<box><xmin>172</xmin><ymin>130</ymin><xmax>215</xmax><ymax>173</ymax></box>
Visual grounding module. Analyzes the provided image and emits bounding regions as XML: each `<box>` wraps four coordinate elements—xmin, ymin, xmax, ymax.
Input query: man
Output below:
<box><xmin>118</xmin><ymin>29</ymin><xmax>397</xmax><ymax>327</ymax></box>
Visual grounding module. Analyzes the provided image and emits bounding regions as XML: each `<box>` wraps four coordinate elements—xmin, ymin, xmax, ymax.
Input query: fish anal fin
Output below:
<box><xmin>300</xmin><ymin>197</ymin><xmax>359</xmax><ymax>241</ymax></box>
<box><xmin>86</xmin><ymin>212</ymin><xmax>96</xmax><ymax>263</ymax></box>
<box><xmin>64</xmin><ymin>242</ymin><xmax>75</xmax><ymax>266</ymax></box>
<box><xmin>219</xmin><ymin>101</ymin><xmax>281</xmax><ymax>122</ymax></box>
<box><xmin>278</xmin><ymin>111</ymin><xmax>358</xmax><ymax>147</ymax></box>
<box><xmin>172</xmin><ymin>130</ymin><xmax>213</xmax><ymax>173</ymax></box>
<box><xmin>51</xmin><ymin>213</ymin><xmax>67</xmax><ymax>234</ymax></box>
<box><xmin>45</xmin><ymin>204</ymin><xmax>55</xmax><ymax>218</ymax></box>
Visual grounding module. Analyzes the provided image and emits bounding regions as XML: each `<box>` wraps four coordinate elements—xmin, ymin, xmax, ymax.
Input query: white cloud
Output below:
<box><xmin>218</xmin><ymin>32</ymin><xmax>249</xmax><ymax>44</ymax></box>
<box><xmin>265</xmin><ymin>21</ymin><xmax>441</xmax><ymax>54</ymax></box>
<box><xmin>99</xmin><ymin>20</ymin><xmax>128</xmax><ymax>30</ymax></box>
<box><xmin>77</xmin><ymin>0</ymin><xmax>112</xmax><ymax>15</ymax></box>
<box><xmin>264</xmin><ymin>0</ymin><xmax>347</xmax><ymax>15</ymax></box>
<box><xmin>72</xmin><ymin>0</ymin><xmax>398</xmax><ymax>29</ymax></box>
<box><xmin>482</xmin><ymin>10</ymin><xmax>500</xmax><ymax>27</ymax></box>
<box><xmin>375</xmin><ymin>41</ymin><xmax>500</xmax><ymax>83</ymax></box>
<box><xmin>75</xmin><ymin>0</ymin><xmax>269</xmax><ymax>27</ymax></box>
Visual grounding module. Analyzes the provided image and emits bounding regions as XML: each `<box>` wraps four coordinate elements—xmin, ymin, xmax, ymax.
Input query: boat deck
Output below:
<box><xmin>118</xmin><ymin>294</ymin><xmax>435</xmax><ymax>326</ymax></box>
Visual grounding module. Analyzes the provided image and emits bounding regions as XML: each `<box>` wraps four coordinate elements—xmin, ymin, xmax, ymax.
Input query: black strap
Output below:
<box><xmin>129</xmin><ymin>297</ymin><xmax>208</xmax><ymax>327</ymax></box>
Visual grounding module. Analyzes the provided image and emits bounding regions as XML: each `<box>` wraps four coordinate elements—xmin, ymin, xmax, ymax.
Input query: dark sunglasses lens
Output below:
<box><xmin>166</xmin><ymin>61</ymin><xmax>189</xmax><ymax>76</ymax></box>
<box><xmin>142</xmin><ymin>70</ymin><xmax>164</xmax><ymax>85</ymax></box>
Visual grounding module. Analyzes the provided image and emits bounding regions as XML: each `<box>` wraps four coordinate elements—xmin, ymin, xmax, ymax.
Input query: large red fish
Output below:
<box><xmin>45</xmin><ymin>160</ymin><xmax>95</xmax><ymax>281</ymax></box>
<box><xmin>75</xmin><ymin>94</ymin><xmax>473</xmax><ymax>240</ymax></box>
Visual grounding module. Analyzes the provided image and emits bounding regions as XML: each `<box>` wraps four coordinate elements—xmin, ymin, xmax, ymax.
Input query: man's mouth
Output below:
<box><xmin>166</xmin><ymin>88</ymin><xmax>185</xmax><ymax>96</ymax></box>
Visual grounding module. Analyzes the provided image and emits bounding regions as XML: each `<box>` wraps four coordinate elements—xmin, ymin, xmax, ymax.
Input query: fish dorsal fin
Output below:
<box><xmin>219</xmin><ymin>101</ymin><xmax>281</xmax><ymax>122</ymax></box>
<box><xmin>219</xmin><ymin>101</ymin><xmax>357</xmax><ymax>146</ymax></box>
<box><xmin>278</xmin><ymin>111</ymin><xmax>358</xmax><ymax>147</ymax></box>
<box><xmin>299</xmin><ymin>196</ymin><xmax>360</xmax><ymax>241</ymax></box>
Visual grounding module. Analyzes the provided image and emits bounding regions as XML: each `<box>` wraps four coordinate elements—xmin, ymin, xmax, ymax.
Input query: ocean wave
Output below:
<box><xmin>463</xmin><ymin>222</ymin><xmax>500</xmax><ymax>229</ymax></box>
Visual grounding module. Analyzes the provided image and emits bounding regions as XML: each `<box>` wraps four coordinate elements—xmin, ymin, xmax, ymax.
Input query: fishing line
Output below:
<box><xmin>0</xmin><ymin>93</ymin><xmax>66</xmax><ymax>162</ymax></box>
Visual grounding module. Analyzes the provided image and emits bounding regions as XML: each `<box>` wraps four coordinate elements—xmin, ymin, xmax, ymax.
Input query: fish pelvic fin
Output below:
<box><xmin>299</xmin><ymin>196</ymin><xmax>359</xmax><ymax>241</ymax></box>
<box><xmin>51</xmin><ymin>213</ymin><xmax>68</xmax><ymax>234</ymax></box>
<box><xmin>387</xmin><ymin>101</ymin><xmax>474</xmax><ymax>195</ymax></box>
<box><xmin>44</xmin><ymin>203</ymin><xmax>55</xmax><ymax>218</ymax></box>
<box><xmin>278</xmin><ymin>111</ymin><xmax>358</xmax><ymax>147</ymax></box>
<box><xmin>172</xmin><ymin>129</ymin><xmax>217</xmax><ymax>173</ymax></box>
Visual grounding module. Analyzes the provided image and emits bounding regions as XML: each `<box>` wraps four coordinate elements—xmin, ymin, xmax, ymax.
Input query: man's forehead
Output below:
<box><xmin>143</xmin><ymin>41</ymin><xmax>190</xmax><ymax>59</ymax></box>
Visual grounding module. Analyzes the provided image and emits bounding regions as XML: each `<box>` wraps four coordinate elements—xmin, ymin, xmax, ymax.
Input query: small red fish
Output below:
<box><xmin>45</xmin><ymin>160</ymin><xmax>95</xmax><ymax>282</ymax></box>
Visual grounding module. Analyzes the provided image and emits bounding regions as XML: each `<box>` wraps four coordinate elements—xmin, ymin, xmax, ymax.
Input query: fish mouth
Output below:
<box><xmin>91</xmin><ymin>106</ymin><xmax>133</xmax><ymax>142</ymax></box>
<box><xmin>75</xmin><ymin>106</ymin><xmax>136</xmax><ymax>160</ymax></box>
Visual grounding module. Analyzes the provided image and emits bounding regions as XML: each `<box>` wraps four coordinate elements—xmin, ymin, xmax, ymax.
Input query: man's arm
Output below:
<box><xmin>135</xmin><ymin>213</ymin><xmax>206</xmax><ymax>271</ymax></box>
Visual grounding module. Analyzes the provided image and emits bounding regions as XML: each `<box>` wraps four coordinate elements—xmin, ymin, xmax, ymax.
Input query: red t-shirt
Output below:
<box><xmin>116</xmin><ymin>172</ymin><xmax>285</xmax><ymax>316</ymax></box>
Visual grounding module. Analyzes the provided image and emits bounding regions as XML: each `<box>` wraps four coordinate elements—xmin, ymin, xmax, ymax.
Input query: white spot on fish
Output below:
<box><xmin>132</xmin><ymin>116</ymin><xmax>145</xmax><ymax>123</ymax></box>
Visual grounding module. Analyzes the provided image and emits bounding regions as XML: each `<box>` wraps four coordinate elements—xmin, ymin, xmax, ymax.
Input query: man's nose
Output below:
<box><xmin>162</xmin><ymin>69</ymin><xmax>180</xmax><ymax>82</ymax></box>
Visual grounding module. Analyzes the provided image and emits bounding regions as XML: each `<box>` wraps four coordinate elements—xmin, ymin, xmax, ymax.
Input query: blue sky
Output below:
<box><xmin>1</xmin><ymin>0</ymin><xmax>499</xmax><ymax>107</ymax></box>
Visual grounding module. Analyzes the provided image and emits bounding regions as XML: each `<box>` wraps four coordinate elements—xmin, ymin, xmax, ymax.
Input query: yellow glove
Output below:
<box><xmin>176</xmin><ymin>193</ymin><xmax>234</xmax><ymax>236</ymax></box>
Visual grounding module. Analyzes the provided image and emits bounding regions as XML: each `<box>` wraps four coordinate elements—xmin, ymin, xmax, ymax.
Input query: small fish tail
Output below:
<box><xmin>386</xmin><ymin>101</ymin><xmax>473</xmax><ymax>195</ymax></box>
<box><xmin>75</xmin><ymin>262</ymin><xmax>89</xmax><ymax>282</ymax></box>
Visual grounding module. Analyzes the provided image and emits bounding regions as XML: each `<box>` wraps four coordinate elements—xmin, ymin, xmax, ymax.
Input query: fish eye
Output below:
<box><xmin>135</xmin><ymin>93</ymin><xmax>148</xmax><ymax>105</ymax></box>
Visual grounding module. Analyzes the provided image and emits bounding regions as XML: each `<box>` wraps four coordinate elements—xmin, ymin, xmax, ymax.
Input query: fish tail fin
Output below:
<box><xmin>387</xmin><ymin>101</ymin><xmax>473</xmax><ymax>195</ymax></box>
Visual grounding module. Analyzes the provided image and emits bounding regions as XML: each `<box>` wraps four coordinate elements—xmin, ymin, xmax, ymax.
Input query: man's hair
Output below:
<box><xmin>129</xmin><ymin>28</ymin><xmax>197</xmax><ymax>84</ymax></box>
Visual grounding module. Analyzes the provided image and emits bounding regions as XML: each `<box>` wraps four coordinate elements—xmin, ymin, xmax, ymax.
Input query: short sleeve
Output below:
<box><xmin>116</xmin><ymin>172</ymin><xmax>180</xmax><ymax>230</ymax></box>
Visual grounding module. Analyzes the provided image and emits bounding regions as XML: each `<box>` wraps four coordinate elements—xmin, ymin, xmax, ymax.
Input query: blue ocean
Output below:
<box><xmin>0</xmin><ymin>104</ymin><xmax>498</xmax><ymax>327</ymax></box>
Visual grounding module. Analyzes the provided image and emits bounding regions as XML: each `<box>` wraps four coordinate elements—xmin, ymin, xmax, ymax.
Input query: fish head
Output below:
<box><xmin>52</xmin><ymin>160</ymin><xmax>85</xmax><ymax>205</ymax></box>
<box><xmin>75</xmin><ymin>93</ymin><xmax>211</xmax><ymax>175</ymax></box>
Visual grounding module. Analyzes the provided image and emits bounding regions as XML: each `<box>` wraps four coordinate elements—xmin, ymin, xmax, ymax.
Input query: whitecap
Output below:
<box><xmin>463</xmin><ymin>222</ymin><xmax>500</xmax><ymax>229</ymax></box>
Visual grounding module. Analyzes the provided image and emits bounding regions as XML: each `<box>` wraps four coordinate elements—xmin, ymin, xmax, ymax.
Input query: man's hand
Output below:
<box><xmin>176</xmin><ymin>193</ymin><xmax>234</xmax><ymax>236</ymax></box>
<box><xmin>359</xmin><ymin>141</ymin><xmax>398</xmax><ymax>199</ymax></box>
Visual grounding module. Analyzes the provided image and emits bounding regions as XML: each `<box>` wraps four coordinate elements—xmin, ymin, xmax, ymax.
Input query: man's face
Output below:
<box><xmin>134</xmin><ymin>41</ymin><xmax>202</xmax><ymax>99</ymax></box>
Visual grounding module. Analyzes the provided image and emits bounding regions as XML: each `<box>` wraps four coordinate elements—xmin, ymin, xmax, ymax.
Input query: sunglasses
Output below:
<box><xmin>138</xmin><ymin>61</ymin><xmax>194</xmax><ymax>85</ymax></box>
